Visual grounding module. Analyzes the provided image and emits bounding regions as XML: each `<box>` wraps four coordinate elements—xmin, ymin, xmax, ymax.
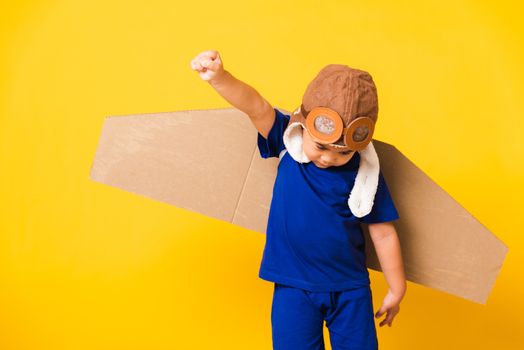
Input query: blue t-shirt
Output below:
<box><xmin>257</xmin><ymin>108</ymin><xmax>400</xmax><ymax>292</ymax></box>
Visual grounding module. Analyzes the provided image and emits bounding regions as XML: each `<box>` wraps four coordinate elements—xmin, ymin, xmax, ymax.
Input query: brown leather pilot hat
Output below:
<box><xmin>293</xmin><ymin>64</ymin><xmax>379</xmax><ymax>147</ymax></box>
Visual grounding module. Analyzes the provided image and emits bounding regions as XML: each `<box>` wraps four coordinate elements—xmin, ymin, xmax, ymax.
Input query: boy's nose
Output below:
<box><xmin>321</xmin><ymin>154</ymin><xmax>337</xmax><ymax>164</ymax></box>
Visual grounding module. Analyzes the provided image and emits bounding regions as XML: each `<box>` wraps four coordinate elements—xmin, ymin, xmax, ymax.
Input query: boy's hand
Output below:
<box><xmin>190</xmin><ymin>50</ymin><xmax>225</xmax><ymax>82</ymax></box>
<box><xmin>375</xmin><ymin>288</ymin><xmax>404</xmax><ymax>327</ymax></box>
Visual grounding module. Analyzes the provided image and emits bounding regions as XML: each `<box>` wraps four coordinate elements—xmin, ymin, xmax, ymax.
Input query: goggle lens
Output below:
<box><xmin>313</xmin><ymin>115</ymin><xmax>336</xmax><ymax>135</ymax></box>
<box><xmin>352</xmin><ymin>125</ymin><xmax>369</xmax><ymax>142</ymax></box>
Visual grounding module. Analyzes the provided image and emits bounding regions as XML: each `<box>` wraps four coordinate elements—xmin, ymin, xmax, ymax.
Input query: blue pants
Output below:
<box><xmin>271</xmin><ymin>283</ymin><xmax>378</xmax><ymax>350</ymax></box>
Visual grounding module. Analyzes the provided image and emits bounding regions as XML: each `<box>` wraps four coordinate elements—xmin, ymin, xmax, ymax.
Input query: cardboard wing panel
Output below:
<box><xmin>364</xmin><ymin>141</ymin><xmax>508</xmax><ymax>304</ymax></box>
<box><xmin>89</xmin><ymin>108</ymin><xmax>260</xmax><ymax>223</ymax></box>
<box><xmin>90</xmin><ymin>108</ymin><xmax>507</xmax><ymax>304</ymax></box>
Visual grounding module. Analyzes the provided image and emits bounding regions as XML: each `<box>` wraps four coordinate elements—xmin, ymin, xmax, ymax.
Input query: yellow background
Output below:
<box><xmin>1</xmin><ymin>0</ymin><xmax>523</xmax><ymax>349</ymax></box>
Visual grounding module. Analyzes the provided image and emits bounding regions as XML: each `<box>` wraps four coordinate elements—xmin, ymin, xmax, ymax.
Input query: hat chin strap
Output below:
<box><xmin>348</xmin><ymin>141</ymin><xmax>380</xmax><ymax>218</ymax></box>
<box><xmin>282</xmin><ymin>123</ymin><xmax>380</xmax><ymax>218</ymax></box>
<box><xmin>283</xmin><ymin>122</ymin><xmax>311</xmax><ymax>163</ymax></box>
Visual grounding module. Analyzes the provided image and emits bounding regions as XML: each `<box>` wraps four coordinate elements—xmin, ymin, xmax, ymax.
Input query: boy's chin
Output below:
<box><xmin>313</xmin><ymin>160</ymin><xmax>330</xmax><ymax>168</ymax></box>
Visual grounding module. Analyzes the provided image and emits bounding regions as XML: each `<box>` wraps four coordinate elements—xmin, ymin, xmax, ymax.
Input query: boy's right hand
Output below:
<box><xmin>190</xmin><ymin>50</ymin><xmax>225</xmax><ymax>82</ymax></box>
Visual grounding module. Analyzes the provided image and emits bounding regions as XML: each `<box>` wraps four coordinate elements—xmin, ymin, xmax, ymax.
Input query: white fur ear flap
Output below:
<box><xmin>348</xmin><ymin>141</ymin><xmax>380</xmax><ymax>218</ymax></box>
<box><xmin>283</xmin><ymin>122</ymin><xmax>311</xmax><ymax>163</ymax></box>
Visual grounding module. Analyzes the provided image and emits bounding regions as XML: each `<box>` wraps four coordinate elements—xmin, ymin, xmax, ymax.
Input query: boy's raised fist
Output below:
<box><xmin>190</xmin><ymin>50</ymin><xmax>225</xmax><ymax>82</ymax></box>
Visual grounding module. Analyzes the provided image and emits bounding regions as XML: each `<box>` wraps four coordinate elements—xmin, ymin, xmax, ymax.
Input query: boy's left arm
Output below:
<box><xmin>368</xmin><ymin>221</ymin><xmax>406</xmax><ymax>327</ymax></box>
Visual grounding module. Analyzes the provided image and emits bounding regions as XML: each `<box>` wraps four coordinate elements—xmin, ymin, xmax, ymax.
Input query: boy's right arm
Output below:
<box><xmin>190</xmin><ymin>50</ymin><xmax>275</xmax><ymax>139</ymax></box>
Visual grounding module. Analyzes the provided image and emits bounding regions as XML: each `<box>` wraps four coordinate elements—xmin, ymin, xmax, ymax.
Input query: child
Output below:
<box><xmin>190</xmin><ymin>50</ymin><xmax>406</xmax><ymax>350</ymax></box>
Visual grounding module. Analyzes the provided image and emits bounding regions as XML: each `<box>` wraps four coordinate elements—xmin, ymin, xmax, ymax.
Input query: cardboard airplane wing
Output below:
<box><xmin>89</xmin><ymin>107</ymin><xmax>508</xmax><ymax>304</ymax></box>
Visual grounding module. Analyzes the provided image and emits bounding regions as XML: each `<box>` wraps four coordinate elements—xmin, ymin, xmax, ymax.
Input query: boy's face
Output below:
<box><xmin>302</xmin><ymin>127</ymin><xmax>356</xmax><ymax>168</ymax></box>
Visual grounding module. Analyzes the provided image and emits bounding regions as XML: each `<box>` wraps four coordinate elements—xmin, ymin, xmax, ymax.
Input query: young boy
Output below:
<box><xmin>190</xmin><ymin>50</ymin><xmax>406</xmax><ymax>350</ymax></box>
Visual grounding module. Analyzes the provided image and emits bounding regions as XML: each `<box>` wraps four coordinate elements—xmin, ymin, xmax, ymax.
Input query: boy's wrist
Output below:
<box><xmin>389</xmin><ymin>282</ymin><xmax>407</xmax><ymax>300</ymax></box>
<box><xmin>208</xmin><ymin>69</ymin><xmax>230</xmax><ymax>87</ymax></box>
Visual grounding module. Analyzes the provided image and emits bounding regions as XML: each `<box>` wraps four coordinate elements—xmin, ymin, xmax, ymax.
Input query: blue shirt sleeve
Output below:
<box><xmin>257</xmin><ymin>108</ymin><xmax>290</xmax><ymax>159</ymax></box>
<box><xmin>359</xmin><ymin>171</ymin><xmax>400</xmax><ymax>223</ymax></box>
